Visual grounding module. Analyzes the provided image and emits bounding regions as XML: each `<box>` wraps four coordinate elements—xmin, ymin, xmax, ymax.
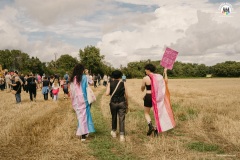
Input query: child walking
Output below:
<box><xmin>52</xmin><ymin>79</ymin><xmax>60</xmax><ymax>101</ymax></box>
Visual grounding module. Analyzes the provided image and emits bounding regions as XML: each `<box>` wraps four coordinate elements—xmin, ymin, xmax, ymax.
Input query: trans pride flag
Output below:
<box><xmin>149</xmin><ymin>73</ymin><xmax>175</xmax><ymax>133</ymax></box>
<box><xmin>70</xmin><ymin>75</ymin><xmax>95</xmax><ymax>136</ymax></box>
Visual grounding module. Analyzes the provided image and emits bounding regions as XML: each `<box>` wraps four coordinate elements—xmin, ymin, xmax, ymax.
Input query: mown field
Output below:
<box><xmin>0</xmin><ymin>78</ymin><xmax>239</xmax><ymax>160</ymax></box>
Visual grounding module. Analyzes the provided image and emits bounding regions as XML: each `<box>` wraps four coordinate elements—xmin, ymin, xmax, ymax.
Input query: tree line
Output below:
<box><xmin>0</xmin><ymin>47</ymin><xmax>239</xmax><ymax>78</ymax></box>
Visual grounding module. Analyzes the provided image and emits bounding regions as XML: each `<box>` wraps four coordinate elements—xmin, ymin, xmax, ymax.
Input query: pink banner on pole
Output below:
<box><xmin>160</xmin><ymin>47</ymin><xmax>178</xmax><ymax>70</ymax></box>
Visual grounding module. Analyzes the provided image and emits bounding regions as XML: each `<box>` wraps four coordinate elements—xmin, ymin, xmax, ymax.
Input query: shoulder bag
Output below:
<box><xmin>87</xmin><ymin>86</ymin><xmax>96</xmax><ymax>104</ymax></box>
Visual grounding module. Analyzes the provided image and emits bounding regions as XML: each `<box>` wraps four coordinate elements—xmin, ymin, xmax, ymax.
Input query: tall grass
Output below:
<box><xmin>0</xmin><ymin>78</ymin><xmax>239</xmax><ymax>159</ymax></box>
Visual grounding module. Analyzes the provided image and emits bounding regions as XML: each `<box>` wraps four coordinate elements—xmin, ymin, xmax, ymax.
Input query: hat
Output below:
<box><xmin>111</xmin><ymin>70</ymin><xmax>122</xmax><ymax>79</ymax></box>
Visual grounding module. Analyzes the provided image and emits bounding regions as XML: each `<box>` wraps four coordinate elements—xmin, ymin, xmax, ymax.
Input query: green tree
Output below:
<box><xmin>56</xmin><ymin>54</ymin><xmax>79</xmax><ymax>75</ymax></box>
<box><xmin>79</xmin><ymin>46</ymin><xmax>105</xmax><ymax>75</ymax></box>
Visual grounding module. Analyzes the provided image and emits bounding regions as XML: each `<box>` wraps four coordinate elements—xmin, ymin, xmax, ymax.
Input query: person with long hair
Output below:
<box><xmin>52</xmin><ymin>79</ymin><xmax>60</xmax><ymax>101</ymax></box>
<box><xmin>141</xmin><ymin>63</ymin><xmax>175</xmax><ymax>136</ymax></box>
<box><xmin>69</xmin><ymin>64</ymin><xmax>95</xmax><ymax>142</ymax></box>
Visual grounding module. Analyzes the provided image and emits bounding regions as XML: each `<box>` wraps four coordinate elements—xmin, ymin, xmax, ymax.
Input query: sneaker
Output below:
<box><xmin>81</xmin><ymin>135</ymin><xmax>86</xmax><ymax>142</ymax></box>
<box><xmin>110</xmin><ymin>131</ymin><xmax>117</xmax><ymax>138</ymax></box>
<box><xmin>81</xmin><ymin>138</ymin><xmax>86</xmax><ymax>142</ymax></box>
<box><xmin>120</xmin><ymin>135</ymin><xmax>125</xmax><ymax>142</ymax></box>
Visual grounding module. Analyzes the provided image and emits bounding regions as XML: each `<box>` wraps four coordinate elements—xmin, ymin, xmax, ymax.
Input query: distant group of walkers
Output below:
<box><xmin>1</xmin><ymin>63</ymin><xmax>175</xmax><ymax>142</ymax></box>
<box><xmin>0</xmin><ymin>71</ymin><xmax>71</xmax><ymax>104</ymax></box>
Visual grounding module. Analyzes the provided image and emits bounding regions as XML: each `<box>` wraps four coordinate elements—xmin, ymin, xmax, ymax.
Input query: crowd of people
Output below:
<box><xmin>0</xmin><ymin>71</ymin><xmax>71</xmax><ymax>103</ymax></box>
<box><xmin>1</xmin><ymin>63</ymin><xmax>175</xmax><ymax>143</ymax></box>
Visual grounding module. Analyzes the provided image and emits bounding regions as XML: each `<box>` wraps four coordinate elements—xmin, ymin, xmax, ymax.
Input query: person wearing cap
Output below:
<box><xmin>106</xmin><ymin>70</ymin><xmax>129</xmax><ymax>142</ymax></box>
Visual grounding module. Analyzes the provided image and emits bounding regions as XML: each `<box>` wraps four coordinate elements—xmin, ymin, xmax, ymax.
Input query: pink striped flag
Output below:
<box><xmin>149</xmin><ymin>73</ymin><xmax>176</xmax><ymax>133</ymax></box>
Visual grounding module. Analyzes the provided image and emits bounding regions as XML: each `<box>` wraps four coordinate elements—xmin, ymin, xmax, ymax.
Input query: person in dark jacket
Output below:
<box><xmin>26</xmin><ymin>73</ymin><xmax>38</xmax><ymax>102</ymax></box>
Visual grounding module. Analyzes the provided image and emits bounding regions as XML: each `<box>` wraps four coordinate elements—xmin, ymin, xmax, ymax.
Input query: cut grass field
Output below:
<box><xmin>0</xmin><ymin>78</ymin><xmax>239</xmax><ymax>159</ymax></box>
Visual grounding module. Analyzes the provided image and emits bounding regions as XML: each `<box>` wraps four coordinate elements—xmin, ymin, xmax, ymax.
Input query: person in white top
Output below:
<box><xmin>5</xmin><ymin>72</ymin><xmax>12</xmax><ymax>92</ymax></box>
<box><xmin>84</xmin><ymin>69</ymin><xmax>93</xmax><ymax>85</ymax></box>
<box><xmin>52</xmin><ymin>79</ymin><xmax>60</xmax><ymax>101</ymax></box>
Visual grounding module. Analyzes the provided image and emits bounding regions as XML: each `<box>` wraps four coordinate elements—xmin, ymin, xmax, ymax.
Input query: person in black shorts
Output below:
<box><xmin>141</xmin><ymin>64</ymin><xmax>169</xmax><ymax>137</ymax></box>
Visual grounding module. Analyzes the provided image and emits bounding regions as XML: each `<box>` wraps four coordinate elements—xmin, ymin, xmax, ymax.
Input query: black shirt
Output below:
<box><xmin>27</xmin><ymin>77</ymin><xmax>37</xmax><ymax>88</ymax></box>
<box><xmin>13</xmin><ymin>81</ymin><xmax>21</xmax><ymax>94</ymax></box>
<box><xmin>110</xmin><ymin>80</ymin><xmax>126</xmax><ymax>103</ymax></box>
<box><xmin>42</xmin><ymin>80</ymin><xmax>50</xmax><ymax>87</ymax></box>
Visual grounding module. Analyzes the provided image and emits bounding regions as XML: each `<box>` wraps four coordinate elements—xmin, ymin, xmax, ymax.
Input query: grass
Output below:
<box><xmin>0</xmin><ymin>78</ymin><xmax>240</xmax><ymax>159</ymax></box>
<box><xmin>187</xmin><ymin>141</ymin><xmax>220</xmax><ymax>152</ymax></box>
<box><xmin>88</xmin><ymin>90</ymin><xmax>139</xmax><ymax>160</ymax></box>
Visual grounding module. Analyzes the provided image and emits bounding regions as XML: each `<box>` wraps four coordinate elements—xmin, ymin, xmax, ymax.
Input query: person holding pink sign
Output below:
<box><xmin>141</xmin><ymin>63</ymin><xmax>175</xmax><ymax>136</ymax></box>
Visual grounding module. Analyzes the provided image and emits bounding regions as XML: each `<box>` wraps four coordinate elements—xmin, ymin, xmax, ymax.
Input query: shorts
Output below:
<box><xmin>143</xmin><ymin>94</ymin><xmax>152</xmax><ymax>107</ymax></box>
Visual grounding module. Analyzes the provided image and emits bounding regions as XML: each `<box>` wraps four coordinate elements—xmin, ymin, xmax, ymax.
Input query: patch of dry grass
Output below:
<box><xmin>0</xmin><ymin>88</ymin><xmax>96</xmax><ymax>160</ymax></box>
<box><xmin>121</xmin><ymin>78</ymin><xmax>240</xmax><ymax>159</ymax></box>
<box><xmin>0</xmin><ymin>78</ymin><xmax>239</xmax><ymax>159</ymax></box>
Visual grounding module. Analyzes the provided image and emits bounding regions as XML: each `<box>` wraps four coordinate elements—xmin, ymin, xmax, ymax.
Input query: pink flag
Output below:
<box><xmin>160</xmin><ymin>47</ymin><xmax>178</xmax><ymax>70</ymax></box>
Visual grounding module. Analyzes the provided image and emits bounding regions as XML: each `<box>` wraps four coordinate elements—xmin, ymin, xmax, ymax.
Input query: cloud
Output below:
<box><xmin>170</xmin><ymin>11</ymin><xmax>240</xmax><ymax>64</ymax></box>
<box><xmin>0</xmin><ymin>6</ymin><xmax>28</xmax><ymax>50</ymax></box>
<box><xmin>98</xmin><ymin>4</ymin><xmax>198</xmax><ymax>67</ymax></box>
<box><xmin>14</xmin><ymin>0</ymin><xmax>100</xmax><ymax>25</ymax></box>
<box><xmin>0</xmin><ymin>5</ymin><xmax>79</xmax><ymax>63</ymax></box>
<box><xmin>0</xmin><ymin>0</ymin><xmax>239</xmax><ymax>69</ymax></box>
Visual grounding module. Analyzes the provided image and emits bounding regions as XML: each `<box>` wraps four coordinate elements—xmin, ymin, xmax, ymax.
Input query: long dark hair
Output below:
<box><xmin>70</xmin><ymin>64</ymin><xmax>85</xmax><ymax>84</ymax></box>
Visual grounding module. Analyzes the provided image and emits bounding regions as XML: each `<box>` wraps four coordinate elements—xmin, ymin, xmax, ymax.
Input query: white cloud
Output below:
<box><xmin>14</xmin><ymin>0</ymin><xmax>99</xmax><ymax>25</ymax></box>
<box><xmin>0</xmin><ymin>5</ymin><xmax>79</xmax><ymax>63</ymax></box>
<box><xmin>98</xmin><ymin>5</ymin><xmax>198</xmax><ymax>67</ymax></box>
<box><xmin>0</xmin><ymin>6</ymin><xmax>28</xmax><ymax>50</ymax></box>
<box><xmin>0</xmin><ymin>0</ymin><xmax>239</xmax><ymax>68</ymax></box>
<box><xmin>170</xmin><ymin>11</ymin><xmax>240</xmax><ymax>65</ymax></box>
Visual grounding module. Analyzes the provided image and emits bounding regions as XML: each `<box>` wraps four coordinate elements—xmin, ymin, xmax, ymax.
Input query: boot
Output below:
<box><xmin>154</xmin><ymin>128</ymin><xmax>158</xmax><ymax>137</ymax></box>
<box><xmin>147</xmin><ymin>122</ymin><xmax>154</xmax><ymax>136</ymax></box>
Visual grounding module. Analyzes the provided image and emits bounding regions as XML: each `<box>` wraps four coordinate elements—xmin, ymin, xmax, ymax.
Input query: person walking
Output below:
<box><xmin>97</xmin><ymin>74</ymin><xmax>101</xmax><ymax>86</ymax></box>
<box><xmin>141</xmin><ymin>64</ymin><xmax>175</xmax><ymax>136</ymax></box>
<box><xmin>5</xmin><ymin>72</ymin><xmax>12</xmax><ymax>92</ymax></box>
<box><xmin>103</xmin><ymin>74</ymin><xmax>108</xmax><ymax>86</ymax></box>
<box><xmin>0</xmin><ymin>76</ymin><xmax>5</xmax><ymax>91</ymax></box>
<box><xmin>9</xmin><ymin>77</ymin><xmax>22</xmax><ymax>104</ymax></box>
<box><xmin>41</xmin><ymin>76</ymin><xmax>50</xmax><ymax>100</ymax></box>
<box><xmin>62</xmin><ymin>80</ymin><xmax>69</xmax><ymax>99</ymax></box>
<box><xmin>24</xmin><ymin>74</ymin><xmax>29</xmax><ymax>93</ymax></box>
<box><xmin>106</xmin><ymin>70</ymin><xmax>128</xmax><ymax>142</ymax></box>
<box><xmin>52</xmin><ymin>79</ymin><xmax>60</xmax><ymax>101</ymax></box>
<box><xmin>26</xmin><ymin>73</ymin><xmax>38</xmax><ymax>102</ymax></box>
<box><xmin>93</xmin><ymin>74</ymin><xmax>98</xmax><ymax>88</ymax></box>
<box><xmin>69</xmin><ymin>64</ymin><xmax>95</xmax><ymax>142</ymax></box>
<box><xmin>64</xmin><ymin>72</ymin><xmax>69</xmax><ymax>84</ymax></box>
<box><xmin>122</xmin><ymin>74</ymin><xmax>126</xmax><ymax>82</ymax></box>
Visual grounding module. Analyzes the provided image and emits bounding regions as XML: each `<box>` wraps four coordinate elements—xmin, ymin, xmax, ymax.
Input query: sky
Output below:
<box><xmin>0</xmin><ymin>0</ymin><xmax>240</xmax><ymax>68</ymax></box>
